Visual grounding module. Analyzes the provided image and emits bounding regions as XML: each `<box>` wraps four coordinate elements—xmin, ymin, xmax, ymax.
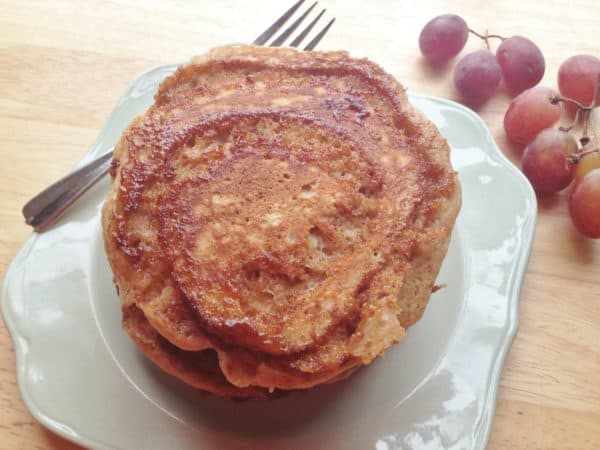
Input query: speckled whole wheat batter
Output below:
<box><xmin>102</xmin><ymin>46</ymin><xmax>461</xmax><ymax>398</ymax></box>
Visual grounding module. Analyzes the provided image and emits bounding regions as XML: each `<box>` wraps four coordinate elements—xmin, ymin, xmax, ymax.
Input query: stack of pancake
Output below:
<box><xmin>102</xmin><ymin>46</ymin><xmax>461</xmax><ymax>398</ymax></box>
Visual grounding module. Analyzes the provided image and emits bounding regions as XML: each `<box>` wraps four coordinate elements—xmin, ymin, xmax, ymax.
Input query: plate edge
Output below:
<box><xmin>409</xmin><ymin>93</ymin><xmax>538</xmax><ymax>450</ymax></box>
<box><xmin>0</xmin><ymin>69</ymin><xmax>538</xmax><ymax>450</ymax></box>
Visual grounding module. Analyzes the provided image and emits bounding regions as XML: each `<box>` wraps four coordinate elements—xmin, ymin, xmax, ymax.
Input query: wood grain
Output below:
<box><xmin>1</xmin><ymin>1</ymin><xmax>599</xmax><ymax>448</ymax></box>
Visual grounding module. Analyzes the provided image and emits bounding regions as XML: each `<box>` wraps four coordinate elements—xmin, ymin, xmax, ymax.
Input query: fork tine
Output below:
<box><xmin>253</xmin><ymin>0</ymin><xmax>306</xmax><ymax>46</ymax></box>
<box><xmin>303</xmin><ymin>17</ymin><xmax>335</xmax><ymax>51</ymax></box>
<box><xmin>270</xmin><ymin>2</ymin><xmax>317</xmax><ymax>47</ymax></box>
<box><xmin>289</xmin><ymin>8</ymin><xmax>325</xmax><ymax>48</ymax></box>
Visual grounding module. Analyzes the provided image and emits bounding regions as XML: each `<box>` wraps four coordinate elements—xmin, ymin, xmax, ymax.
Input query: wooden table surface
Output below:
<box><xmin>1</xmin><ymin>0</ymin><xmax>599</xmax><ymax>448</ymax></box>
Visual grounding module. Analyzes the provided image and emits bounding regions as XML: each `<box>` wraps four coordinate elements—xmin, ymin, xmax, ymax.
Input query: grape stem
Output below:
<box><xmin>552</xmin><ymin>77</ymin><xmax>600</xmax><ymax>146</ymax></box>
<box><xmin>582</xmin><ymin>75</ymin><xmax>600</xmax><ymax>142</ymax></box>
<box><xmin>550</xmin><ymin>95</ymin><xmax>592</xmax><ymax>112</ymax></box>
<box><xmin>559</xmin><ymin>108</ymin><xmax>581</xmax><ymax>133</ymax></box>
<box><xmin>569</xmin><ymin>147</ymin><xmax>599</xmax><ymax>164</ymax></box>
<box><xmin>468</xmin><ymin>28</ymin><xmax>506</xmax><ymax>50</ymax></box>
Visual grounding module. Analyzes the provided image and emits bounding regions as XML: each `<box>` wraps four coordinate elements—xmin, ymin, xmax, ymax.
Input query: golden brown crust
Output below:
<box><xmin>102</xmin><ymin>45</ymin><xmax>461</xmax><ymax>396</ymax></box>
<box><xmin>122</xmin><ymin>304</ymin><xmax>267</xmax><ymax>398</ymax></box>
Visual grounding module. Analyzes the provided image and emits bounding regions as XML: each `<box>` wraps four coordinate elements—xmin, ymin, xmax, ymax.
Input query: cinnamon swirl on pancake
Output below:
<box><xmin>102</xmin><ymin>45</ymin><xmax>461</xmax><ymax>397</ymax></box>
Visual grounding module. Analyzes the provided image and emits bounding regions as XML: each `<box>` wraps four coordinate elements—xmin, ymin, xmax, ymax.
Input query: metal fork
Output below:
<box><xmin>23</xmin><ymin>0</ymin><xmax>335</xmax><ymax>232</ymax></box>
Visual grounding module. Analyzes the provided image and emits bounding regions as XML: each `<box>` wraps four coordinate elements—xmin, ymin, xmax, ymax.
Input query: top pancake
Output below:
<box><xmin>102</xmin><ymin>45</ymin><xmax>460</xmax><ymax>392</ymax></box>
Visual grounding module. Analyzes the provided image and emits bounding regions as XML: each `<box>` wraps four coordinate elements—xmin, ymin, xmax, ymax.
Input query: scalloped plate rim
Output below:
<box><xmin>1</xmin><ymin>61</ymin><xmax>537</xmax><ymax>450</ymax></box>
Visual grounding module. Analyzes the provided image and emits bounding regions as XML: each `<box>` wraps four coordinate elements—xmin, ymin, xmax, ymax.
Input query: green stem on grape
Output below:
<box><xmin>468</xmin><ymin>28</ymin><xmax>506</xmax><ymax>50</ymax></box>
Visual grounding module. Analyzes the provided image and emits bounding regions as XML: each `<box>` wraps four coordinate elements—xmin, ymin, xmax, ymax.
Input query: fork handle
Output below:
<box><xmin>22</xmin><ymin>151</ymin><xmax>113</xmax><ymax>232</ymax></box>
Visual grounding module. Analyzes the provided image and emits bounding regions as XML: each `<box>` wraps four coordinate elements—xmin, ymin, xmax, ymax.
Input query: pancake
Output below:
<box><xmin>122</xmin><ymin>303</ymin><xmax>267</xmax><ymax>398</ymax></box>
<box><xmin>102</xmin><ymin>45</ymin><xmax>461</xmax><ymax>396</ymax></box>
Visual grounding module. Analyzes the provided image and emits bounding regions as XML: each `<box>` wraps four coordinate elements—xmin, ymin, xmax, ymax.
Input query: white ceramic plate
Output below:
<box><xmin>1</xmin><ymin>63</ymin><xmax>536</xmax><ymax>450</ymax></box>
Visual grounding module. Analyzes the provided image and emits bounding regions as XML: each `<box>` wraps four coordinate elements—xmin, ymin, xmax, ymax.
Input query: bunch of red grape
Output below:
<box><xmin>419</xmin><ymin>14</ymin><xmax>544</xmax><ymax>104</ymax></box>
<box><xmin>505</xmin><ymin>56</ymin><xmax>600</xmax><ymax>238</ymax></box>
<box><xmin>419</xmin><ymin>15</ymin><xmax>600</xmax><ymax>239</ymax></box>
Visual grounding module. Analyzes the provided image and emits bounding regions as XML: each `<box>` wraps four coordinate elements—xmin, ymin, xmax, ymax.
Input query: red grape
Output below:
<box><xmin>504</xmin><ymin>87</ymin><xmax>561</xmax><ymax>145</ymax></box>
<box><xmin>496</xmin><ymin>36</ymin><xmax>545</xmax><ymax>93</ymax></box>
<box><xmin>454</xmin><ymin>50</ymin><xmax>502</xmax><ymax>105</ymax></box>
<box><xmin>521</xmin><ymin>129</ymin><xmax>577</xmax><ymax>194</ymax></box>
<box><xmin>575</xmin><ymin>150</ymin><xmax>600</xmax><ymax>181</ymax></box>
<box><xmin>419</xmin><ymin>14</ymin><xmax>468</xmax><ymax>65</ymax></box>
<box><xmin>569</xmin><ymin>168</ymin><xmax>600</xmax><ymax>238</ymax></box>
<box><xmin>558</xmin><ymin>55</ymin><xmax>600</xmax><ymax>113</ymax></box>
